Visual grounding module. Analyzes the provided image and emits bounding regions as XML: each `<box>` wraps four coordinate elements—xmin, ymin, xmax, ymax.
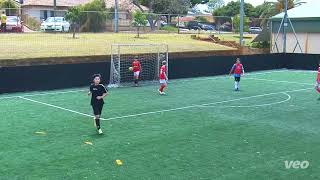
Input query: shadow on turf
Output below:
<box><xmin>89</xmin><ymin>132</ymin><xmax>106</xmax><ymax>138</ymax></box>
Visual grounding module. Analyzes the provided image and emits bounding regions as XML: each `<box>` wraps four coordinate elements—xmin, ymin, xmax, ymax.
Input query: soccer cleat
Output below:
<box><xmin>98</xmin><ymin>129</ymin><xmax>103</xmax><ymax>135</ymax></box>
<box><xmin>161</xmin><ymin>92</ymin><xmax>166</xmax><ymax>95</ymax></box>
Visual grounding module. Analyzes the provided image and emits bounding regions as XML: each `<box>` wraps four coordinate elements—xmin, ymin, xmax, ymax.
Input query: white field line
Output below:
<box><xmin>19</xmin><ymin>96</ymin><xmax>107</xmax><ymax>121</ymax></box>
<box><xmin>198</xmin><ymin>92</ymin><xmax>291</xmax><ymax>108</ymax></box>
<box><xmin>174</xmin><ymin>69</ymin><xmax>290</xmax><ymax>83</ymax></box>
<box><xmin>17</xmin><ymin>87</ymin><xmax>311</xmax><ymax>121</ymax></box>
<box><xmin>246</xmin><ymin>77</ymin><xmax>314</xmax><ymax>86</ymax></box>
<box><xmin>103</xmin><ymin>88</ymin><xmax>311</xmax><ymax>121</ymax></box>
<box><xmin>16</xmin><ymin>88</ymin><xmax>311</xmax><ymax>122</ymax></box>
<box><xmin>0</xmin><ymin>89</ymin><xmax>87</xmax><ymax>100</ymax></box>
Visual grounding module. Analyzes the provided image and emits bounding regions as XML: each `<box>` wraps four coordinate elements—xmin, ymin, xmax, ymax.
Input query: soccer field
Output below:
<box><xmin>1</xmin><ymin>70</ymin><xmax>319</xmax><ymax>180</ymax></box>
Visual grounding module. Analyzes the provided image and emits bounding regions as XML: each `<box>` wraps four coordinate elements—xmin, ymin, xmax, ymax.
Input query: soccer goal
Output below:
<box><xmin>109</xmin><ymin>44</ymin><xmax>169</xmax><ymax>87</ymax></box>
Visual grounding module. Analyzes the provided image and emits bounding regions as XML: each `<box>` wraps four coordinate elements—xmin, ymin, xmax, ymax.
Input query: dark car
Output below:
<box><xmin>187</xmin><ymin>21</ymin><xmax>202</xmax><ymax>30</ymax></box>
<box><xmin>199</xmin><ymin>23</ymin><xmax>215</xmax><ymax>31</ymax></box>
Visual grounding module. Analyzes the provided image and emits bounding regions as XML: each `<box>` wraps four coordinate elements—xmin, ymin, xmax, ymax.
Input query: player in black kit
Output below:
<box><xmin>88</xmin><ymin>74</ymin><xmax>108</xmax><ymax>134</ymax></box>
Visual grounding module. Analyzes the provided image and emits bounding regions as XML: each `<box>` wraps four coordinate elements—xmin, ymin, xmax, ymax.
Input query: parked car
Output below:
<box><xmin>218</xmin><ymin>24</ymin><xmax>232</xmax><ymax>32</ymax></box>
<box><xmin>186</xmin><ymin>21</ymin><xmax>202</xmax><ymax>30</ymax></box>
<box><xmin>176</xmin><ymin>22</ymin><xmax>186</xmax><ymax>28</ymax></box>
<box><xmin>40</xmin><ymin>17</ymin><xmax>70</xmax><ymax>32</ymax></box>
<box><xmin>6</xmin><ymin>16</ymin><xmax>24</xmax><ymax>32</ymax></box>
<box><xmin>199</xmin><ymin>23</ymin><xmax>215</xmax><ymax>31</ymax></box>
<box><xmin>249</xmin><ymin>27</ymin><xmax>262</xmax><ymax>34</ymax></box>
<box><xmin>160</xmin><ymin>20</ymin><xmax>168</xmax><ymax>27</ymax></box>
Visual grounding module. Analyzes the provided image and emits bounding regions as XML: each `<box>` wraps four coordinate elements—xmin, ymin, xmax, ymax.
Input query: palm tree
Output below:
<box><xmin>257</xmin><ymin>0</ymin><xmax>305</xmax><ymax>27</ymax></box>
<box><xmin>274</xmin><ymin>0</ymin><xmax>303</xmax><ymax>13</ymax></box>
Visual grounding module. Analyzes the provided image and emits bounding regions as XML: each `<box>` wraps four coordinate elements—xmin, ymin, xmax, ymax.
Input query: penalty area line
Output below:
<box><xmin>198</xmin><ymin>92</ymin><xmax>291</xmax><ymax>108</ymax></box>
<box><xmin>18</xmin><ymin>96</ymin><xmax>107</xmax><ymax>121</ymax></box>
<box><xmin>104</xmin><ymin>87</ymin><xmax>312</xmax><ymax>121</ymax></box>
<box><xmin>17</xmin><ymin>87</ymin><xmax>311</xmax><ymax>122</ymax></box>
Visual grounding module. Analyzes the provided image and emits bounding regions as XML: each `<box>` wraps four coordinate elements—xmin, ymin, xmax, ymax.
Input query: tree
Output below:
<box><xmin>134</xmin><ymin>0</ymin><xmax>191</xmax><ymax>30</ymax></box>
<box><xmin>213</xmin><ymin>1</ymin><xmax>256</xmax><ymax>17</ymax></box>
<box><xmin>191</xmin><ymin>0</ymin><xmax>203</xmax><ymax>6</ymax></box>
<box><xmin>256</xmin><ymin>0</ymin><xmax>303</xmax><ymax>27</ymax></box>
<box><xmin>274</xmin><ymin>0</ymin><xmax>301</xmax><ymax>13</ymax></box>
<box><xmin>79</xmin><ymin>0</ymin><xmax>108</xmax><ymax>32</ymax></box>
<box><xmin>132</xmin><ymin>11</ymin><xmax>147</xmax><ymax>38</ymax></box>
<box><xmin>65</xmin><ymin>6</ymin><xmax>81</xmax><ymax>38</ymax></box>
<box><xmin>0</xmin><ymin>0</ymin><xmax>18</xmax><ymax>15</ymax></box>
<box><xmin>207</xmin><ymin>0</ymin><xmax>224</xmax><ymax>12</ymax></box>
<box><xmin>233</xmin><ymin>14</ymin><xmax>249</xmax><ymax>32</ymax></box>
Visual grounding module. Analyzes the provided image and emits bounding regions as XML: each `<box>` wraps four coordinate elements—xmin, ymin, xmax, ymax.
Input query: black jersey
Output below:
<box><xmin>90</xmin><ymin>84</ymin><xmax>108</xmax><ymax>105</ymax></box>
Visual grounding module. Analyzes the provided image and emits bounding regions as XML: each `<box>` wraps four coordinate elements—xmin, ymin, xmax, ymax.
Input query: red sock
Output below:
<box><xmin>159</xmin><ymin>85</ymin><xmax>165</xmax><ymax>92</ymax></box>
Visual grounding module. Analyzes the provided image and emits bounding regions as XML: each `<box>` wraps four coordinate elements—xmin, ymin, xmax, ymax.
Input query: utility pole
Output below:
<box><xmin>53</xmin><ymin>0</ymin><xmax>56</xmax><ymax>17</ymax></box>
<box><xmin>114</xmin><ymin>0</ymin><xmax>119</xmax><ymax>33</ymax></box>
<box><xmin>283</xmin><ymin>0</ymin><xmax>288</xmax><ymax>53</ymax></box>
<box><xmin>239</xmin><ymin>0</ymin><xmax>244</xmax><ymax>46</ymax></box>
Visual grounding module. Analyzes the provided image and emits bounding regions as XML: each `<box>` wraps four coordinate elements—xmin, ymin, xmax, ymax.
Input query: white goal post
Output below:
<box><xmin>109</xmin><ymin>44</ymin><xmax>169</xmax><ymax>87</ymax></box>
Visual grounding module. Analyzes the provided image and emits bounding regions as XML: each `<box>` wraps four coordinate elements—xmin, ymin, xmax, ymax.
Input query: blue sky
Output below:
<box><xmin>224</xmin><ymin>0</ymin><xmax>314</xmax><ymax>7</ymax></box>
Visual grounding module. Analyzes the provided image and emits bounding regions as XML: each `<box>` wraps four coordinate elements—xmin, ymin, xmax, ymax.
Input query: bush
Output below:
<box><xmin>251</xmin><ymin>41</ymin><xmax>270</xmax><ymax>48</ymax></box>
<box><xmin>195</xmin><ymin>16</ymin><xmax>209</xmax><ymax>23</ymax></box>
<box><xmin>23</xmin><ymin>15</ymin><xmax>41</xmax><ymax>31</ymax></box>
<box><xmin>160</xmin><ymin>25</ymin><xmax>178</xmax><ymax>33</ymax></box>
<box><xmin>66</xmin><ymin>0</ymin><xmax>109</xmax><ymax>32</ymax></box>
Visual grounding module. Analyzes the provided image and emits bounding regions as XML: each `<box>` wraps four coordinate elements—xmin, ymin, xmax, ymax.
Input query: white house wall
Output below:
<box><xmin>23</xmin><ymin>6</ymin><xmax>67</xmax><ymax>21</ymax></box>
<box><xmin>271</xmin><ymin>32</ymin><xmax>320</xmax><ymax>54</ymax></box>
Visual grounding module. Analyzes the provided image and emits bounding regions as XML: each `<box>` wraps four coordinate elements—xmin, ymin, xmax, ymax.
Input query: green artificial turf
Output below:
<box><xmin>0</xmin><ymin>70</ymin><xmax>319</xmax><ymax>180</ymax></box>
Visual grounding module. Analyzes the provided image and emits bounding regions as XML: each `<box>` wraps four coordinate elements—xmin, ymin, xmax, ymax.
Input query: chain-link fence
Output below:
<box><xmin>0</xmin><ymin>8</ymin><xmax>270</xmax><ymax>60</ymax></box>
<box><xmin>0</xmin><ymin>8</ymin><xmax>269</xmax><ymax>33</ymax></box>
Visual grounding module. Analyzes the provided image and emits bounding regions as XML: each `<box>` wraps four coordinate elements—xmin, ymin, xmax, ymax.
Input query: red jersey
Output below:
<box><xmin>160</xmin><ymin>65</ymin><xmax>167</xmax><ymax>80</ymax></box>
<box><xmin>317</xmin><ymin>67</ymin><xmax>320</xmax><ymax>82</ymax></box>
<box><xmin>132</xmin><ymin>60</ymin><xmax>141</xmax><ymax>72</ymax></box>
<box><xmin>233</xmin><ymin>63</ymin><xmax>244</xmax><ymax>75</ymax></box>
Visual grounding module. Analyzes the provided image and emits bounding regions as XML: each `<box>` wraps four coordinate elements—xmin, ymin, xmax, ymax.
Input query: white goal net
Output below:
<box><xmin>109</xmin><ymin>44</ymin><xmax>169</xmax><ymax>87</ymax></box>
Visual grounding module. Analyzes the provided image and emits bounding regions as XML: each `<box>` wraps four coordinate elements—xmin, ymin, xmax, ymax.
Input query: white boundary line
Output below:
<box><xmin>0</xmin><ymin>89</ymin><xmax>87</xmax><ymax>100</ymax></box>
<box><xmin>198</xmin><ymin>92</ymin><xmax>291</xmax><ymax>108</ymax></box>
<box><xmin>103</xmin><ymin>88</ymin><xmax>311</xmax><ymax>121</ymax></box>
<box><xmin>246</xmin><ymin>77</ymin><xmax>314</xmax><ymax>86</ymax></box>
<box><xmin>16</xmin><ymin>87</ymin><xmax>312</xmax><ymax>121</ymax></box>
<box><xmin>19</xmin><ymin>96</ymin><xmax>107</xmax><ymax>121</ymax></box>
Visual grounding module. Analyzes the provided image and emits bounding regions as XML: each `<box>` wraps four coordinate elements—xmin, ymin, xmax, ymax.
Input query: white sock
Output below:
<box><xmin>235</xmin><ymin>82</ymin><xmax>237</xmax><ymax>89</ymax></box>
<box><xmin>237</xmin><ymin>82</ymin><xmax>240</xmax><ymax>89</ymax></box>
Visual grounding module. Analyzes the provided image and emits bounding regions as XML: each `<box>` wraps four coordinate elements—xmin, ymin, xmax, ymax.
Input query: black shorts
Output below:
<box><xmin>235</xmin><ymin>76</ymin><xmax>241</xmax><ymax>82</ymax></box>
<box><xmin>92</xmin><ymin>103</ymin><xmax>104</xmax><ymax>115</ymax></box>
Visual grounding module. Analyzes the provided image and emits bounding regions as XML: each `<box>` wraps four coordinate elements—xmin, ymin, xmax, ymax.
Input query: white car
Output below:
<box><xmin>40</xmin><ymin>17</ymin><xmax>70</xmax><ymax>32</ymax></box>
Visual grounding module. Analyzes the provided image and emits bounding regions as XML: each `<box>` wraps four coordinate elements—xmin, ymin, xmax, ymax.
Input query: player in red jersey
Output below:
<box><xmin>315</xmin><ymin>62</ymin><xmax>320</xmax><ymax>93</ymax></box>
<box><xmin>159</xmin><ymin>61</ymin><xmax>168</xmax><ymax>95</ymax></box>
<box><xmin>229</xmin><ymin>58</ymin><xmax>245</xmax><ymax>91</ymax></box>
<box><xmin>132</xmin><ymin>56</ymin><xmax>141</xmax><ymax>86</ymax></box>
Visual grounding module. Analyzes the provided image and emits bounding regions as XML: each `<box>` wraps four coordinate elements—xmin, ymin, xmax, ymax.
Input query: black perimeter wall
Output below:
<box><xmin>0</xmin><ymin>53</ymin><xmax>319</xmax><ymax>93</ymax></box>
